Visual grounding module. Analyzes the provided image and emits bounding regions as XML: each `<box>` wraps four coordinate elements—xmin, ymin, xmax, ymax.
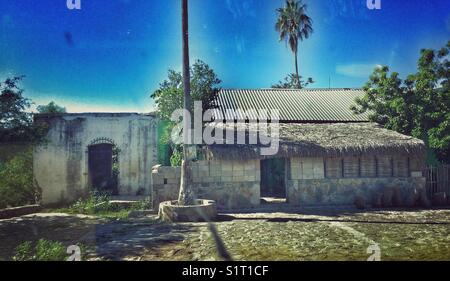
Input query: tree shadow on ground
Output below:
<box><xmin>0</xmin><ymin>214</ymin><xmax>97</xmax><ymax>260</ymax></box>
<box><xmin>90</xmin><ymin>219</ymin><xmax>200</xmax><ymax>261</ymax></box>
<box><xmin>0</xmin><ymin>214</ymin><xmax>200</xmax><ymax>261</ymax></box>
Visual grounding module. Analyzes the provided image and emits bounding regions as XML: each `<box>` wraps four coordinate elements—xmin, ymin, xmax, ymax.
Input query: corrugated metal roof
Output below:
<box><xmin>214</xmin><ymin>88</ymin><xmax>370</xmax><ymax>122</ymax></box>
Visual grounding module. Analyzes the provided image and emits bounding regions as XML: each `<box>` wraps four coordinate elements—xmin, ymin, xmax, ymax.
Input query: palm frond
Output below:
<box><xmin>275</xmin><ymin>0</ymin><xmax>314</xmax><ymax>49</ymax></box>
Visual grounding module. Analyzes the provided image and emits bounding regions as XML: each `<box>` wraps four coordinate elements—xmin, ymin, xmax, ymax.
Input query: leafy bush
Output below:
<box><xmin>67</xmin><ymin>191</ymin><xmax>135</xmax><ymax>216</ymax></box>
<box><xmin>170</xmin><ymin>146</ymin><xmax>183</xmax><ymax>167</ymax></box>
<box><xmin>55</xmin><ymin>192</ymin><xmax>152</xmax><ymax>219</ymax></box>
<box><xmin>68</xmin><ymin>190</ymin><xmax>113</xmax><ymax>215</ymax></box>
<box><xmin>0</xmin><ymin>148</ymin><xmax>39</xmax><ymax>209</ymax></box>
<box><xmin>13</xmin><ymin>239</ymin><xmax>66</xmax><ymax>261</ymax></box>
<box><xmin>352</xmin><ymin>41</ymin><xmax>450</xmax><ymax>163</ymax></box>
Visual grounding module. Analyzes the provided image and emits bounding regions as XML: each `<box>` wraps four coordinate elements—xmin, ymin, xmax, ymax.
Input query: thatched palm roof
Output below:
<box><xmin>202</xmin><ymin>122</ymin><xmax>425</xmax><ymax>160</ymax></box>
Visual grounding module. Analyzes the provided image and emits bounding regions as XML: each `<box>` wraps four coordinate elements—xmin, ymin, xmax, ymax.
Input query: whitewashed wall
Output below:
<box><xmin>34</xmin><ymin>113</ymin><xmax>158</xmax><ymax>205</ymax></box>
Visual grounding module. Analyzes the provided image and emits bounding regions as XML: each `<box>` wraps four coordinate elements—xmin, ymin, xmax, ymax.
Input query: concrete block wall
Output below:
<box><xmin>291</xmin><ymin>157</ymin><xmax>324</xmax><ymax>180</ymax></box>
<box><xmin>152</xmin><ymin>159</ymin><xmax>261</xmax><ymax>210</ymax></box>
<box><xmin>152</xmin><ymin>155</ymin><xmax>426</xmax><ymax>209</ymax></box>
<box><xmin>287</xmin><ymin>177</ymin><xmax>426</xmax><ymax>206</ymax></box>
<box><xmin>287</xmin><ymin>156</ymin><xmax>426</xmax><ymax>206</ymax></box>
<box><xmin>151</xmin><ymin>166</ymin><xmax>181</xmax><ymax>208</ymax></box>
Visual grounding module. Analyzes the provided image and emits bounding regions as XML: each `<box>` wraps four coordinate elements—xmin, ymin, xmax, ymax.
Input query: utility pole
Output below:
<box><xmin>178</xmin><ymin>0</ymin><xmax>195</xmax><ymax>206</ymax></box>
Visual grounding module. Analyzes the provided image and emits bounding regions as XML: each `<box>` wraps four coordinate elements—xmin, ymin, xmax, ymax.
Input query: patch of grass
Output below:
<box><xmin>12</xmin><ymin>241</ymin><xmax>34</xmax><ymax>261</ymax></box>
<box><xmin>12</xmin><ymin>239</ymin><xmax>77</xmax><ymax>261</ymax></box>
<box><xmin>49</xmin><ymin>191</ymin><xmax>152</xmax><ymax>219</ymax></box>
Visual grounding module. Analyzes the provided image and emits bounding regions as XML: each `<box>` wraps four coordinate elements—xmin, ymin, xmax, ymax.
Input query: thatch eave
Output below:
<box><xmin>200</xmin><ymin>122</ymin><xmax>426</xmax><ymax>160</ymax></box>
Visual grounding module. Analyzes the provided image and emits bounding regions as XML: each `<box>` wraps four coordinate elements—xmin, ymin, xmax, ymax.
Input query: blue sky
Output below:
<box><xmin>0</xmin><ymin>0</ymin><xmax>449</xmax><ymax>112</ymax></box>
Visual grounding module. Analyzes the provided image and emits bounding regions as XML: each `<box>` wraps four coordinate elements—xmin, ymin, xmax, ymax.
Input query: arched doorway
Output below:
<box><xmin>88</xmin><ymin>138</ymin><xmax>119</xmax><ymax>195</ymax></box>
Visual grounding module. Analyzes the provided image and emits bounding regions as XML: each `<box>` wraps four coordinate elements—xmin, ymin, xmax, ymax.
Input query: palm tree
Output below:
<box><xmin>178</xmin><ymin>0</ymin><xmax>195</xmax><ymax>206</ymax></box>
<box><xmin>275</xmin><ymin>0</ymin><xmax>313</xmax><ymax>88</ymax></box>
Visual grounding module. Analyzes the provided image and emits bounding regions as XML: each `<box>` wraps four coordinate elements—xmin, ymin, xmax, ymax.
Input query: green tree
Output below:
<box><xmin>272</xmin><ymin>73</ymin><xmax>314</xmax><ymax>89</ymax></box>
<box><xmin>150</xmin><ymin>60</ymin><xmax>221</xmax><ymax>167</ymax></box>
<box><xmin>0</xmin><ymin>76</ymin><xmax>33</xmax><ymax>142</ymax></box>
<box><xmin>151</xmin><ymin>60</ymin><xmax>221</xmax><ymax>120</ymax></box>
<box><xmin>275</xmin><ymin>0</ymin><xmax>313</xmax><ymax>88</ymax></box>
<box><xmin>0</xmin><ymin>76</ymin><xmax>47</xmax><ymax>143</ymax></box>
<box><xmin>37</xmin><ymin>101</ymin><xmax>66</xmax><ymax>114</ymax></box>
<box><xmin>352</xmin><ymin>41</ymin><xmax>450</xmax><ymax>164</ymax></box>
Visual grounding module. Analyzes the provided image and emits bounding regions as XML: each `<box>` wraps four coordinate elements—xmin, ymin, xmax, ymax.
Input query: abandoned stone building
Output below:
<box><xmin>34</xmin><ymin>89</ymin><xmax>427</xmax><ymax>209</ymax></box>
<box><xmin>34</xmin><ymin>113</ymin><xmax>158</xmax><ymax>205</ymax></box>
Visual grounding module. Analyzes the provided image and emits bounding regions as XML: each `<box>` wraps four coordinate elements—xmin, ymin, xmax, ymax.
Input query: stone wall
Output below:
<box><xmin>152</xmin><ymin>159</ymin><xmax>260</xmax><ymax>210</ymax></box>
<box><xmin>287</xmin><ymin>156</ymin><xmax>426</xmax><ymax>206</ymax></box>
<box><xmin>287</xmin><ymin>177</ymin><xmax>426</xmax><ymax>206</ymax></box>
<box><xmin>152</xmin><ymin>155</ymin><xmax>426</xmax><ymax>209</ymax></box>
<box><xmin>34</xmin><ymin>113</ymin><xmax>158</xmax><ymax>205</ymax></box>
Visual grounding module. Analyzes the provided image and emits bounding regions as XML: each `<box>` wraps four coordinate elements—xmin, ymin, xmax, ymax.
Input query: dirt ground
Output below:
<box><xmin>1</xmin><ymin>207</ymin><xmax>449</xmax><ymax>261</ymax></box>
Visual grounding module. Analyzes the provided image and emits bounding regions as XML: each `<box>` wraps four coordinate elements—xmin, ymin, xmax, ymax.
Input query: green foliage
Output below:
<box><xmin>150</xmin><ymin>60</ymin><xmax>221</xmax><ymax>121</ymax></box>
<box><xmin>352</xmin><ymin>41</ymin><xmax>450</xmax><ymax>163</ymax></box>
<box><xmin>36</xmin><ymin>101</ymin><xmax>66</xmax><ymax>114</ymax></box>
<box><xmin>13</xmin><ymin>239</ymin><xmax>66</xmax><ymax>261</ymax></box>
<box><xmin>151</xmin><ymin>60</ymin><xmax>221</xmax><ymax>163</ymax></box>
<box><xmin>275</xmin><ymin>0</ymin><xmax>313</xmax><ymax>88</ymax></box>
<box><xmin>68</xmin><ymin>191</ymin><xmax>113</xmax><ymax>215</ymax></box>
<box><xmin>170</xmin><ymin>146</ymin><xmax>183</xmax><ymax>167</ymax></box>
<box><xmin>0</xmin><ymin>148</ymin><xmax>39</xmax><ymax>208</ymax></box>
<box><xmin>0</xmin><ymin>76</ymin><xmax>31</xmax><ymax>140</ymax></box>
<box><xmin>58</xmin><ymin>191</ymin><xmax>151</xmax><ymax>219</ymax></box>
<box><xmin>12</xmin><ymin>240</ymin><xmax>89</xmax><ymax>261</ymax></box>
<box><xmin>275</xmin><ymin>0</ymin><xmax>313</xmax><ymax>53</ymax></box>
<box><xmin>34</xmin><ymin>239</ymin><xmax>67</xmax><ymax>261</ymax></box>
<box><xmin>272</xmin><ymin>73</ymin><xmax>314</xmax><ymax>89</ymax></box>
<box><xmin>157</xmin><ymin>120</ymin><xmax>172</xmax><ymax>166</ymax></box>
<box><xmin>0</xmin><ymin>76</ymin><xmax>48</xmax><ymax>143</ymax></box>
<box><xmin>0</xmin><ymin>144</ymin><xmax>30</xmax><ymax>163</ymax></box>
<box><xmin>12</xmin><ymin>241</ymin><xmax>33</xmax><ymax>261</ymax></box>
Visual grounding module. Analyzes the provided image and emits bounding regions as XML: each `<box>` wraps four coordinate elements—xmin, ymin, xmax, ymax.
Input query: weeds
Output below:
<box><xmin>12</xmin><ymin>239</ymin><xmax>81</xmax><ymax>261</ymax></box>
<box><xmin>53</xmin><ymin>191</ymin><xmax>152</xmax><ymax>219</ymax></box>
